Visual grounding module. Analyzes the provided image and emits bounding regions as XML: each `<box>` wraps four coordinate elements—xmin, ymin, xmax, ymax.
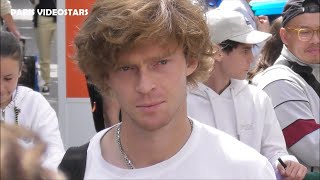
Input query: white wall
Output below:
<box><xmin>56</xmin><ymin>0</ymin><xmax>96</xmax><ymax>149</ymax></box>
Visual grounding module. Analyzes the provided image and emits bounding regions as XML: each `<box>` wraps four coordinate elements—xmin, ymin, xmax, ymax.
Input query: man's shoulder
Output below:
<box><xmin>246</xmin><ymin>83</ymin><xmax>270</xmax><ymax>98</ymax></box>
<box><xmin>255</xmin><ymin>64</ymin><xmax>302</xmax><ymax>89</ymax></box>
<box><xmin>88</xmin><ymin>127</ymin><xmax>112</xmax><ymax>148</ymax></box>
<box><xmin>194</xmin><ymin>120</ymin><xmax>275</xmax><ymax>179</ymax></box>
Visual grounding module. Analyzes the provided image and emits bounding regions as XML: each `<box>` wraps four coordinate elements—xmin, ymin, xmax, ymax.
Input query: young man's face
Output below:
<box><xmin>107</xmin><ymin>41</ymin><xmax>197</xmax><ymax>131</ymax></box>
<box><xmin>220</xmin><ymin>44</ymin><xmax>253</xmax><ymax>80</ymax></box>
<box><xmin>0</xmin><ymin>57</ymin><xmax>21</xmax><ymax>108</ymax></box>
<box><xmin>281</xmin><ymin>12</ymin><xmax>320</xmax><ymax>64</ymax></box>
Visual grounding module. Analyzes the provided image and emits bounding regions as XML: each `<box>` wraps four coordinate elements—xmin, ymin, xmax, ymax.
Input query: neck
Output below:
<box><xmin>101</xmin><ymin>104</ymin><xmax>193</xmax><ymax>169</ymax></box>
<box><xmin>121</xmin><ymin>112</ymin><xmax>192</xmax><ymax>168</ymax></box>
<box><xmin>205</xmin><ymin>65</ymin><xmax>230</xmax><ymax>94</ymax></box>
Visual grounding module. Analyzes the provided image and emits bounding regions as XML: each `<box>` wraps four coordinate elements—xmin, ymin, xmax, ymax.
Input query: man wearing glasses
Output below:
<box><xmin>253</xmin><ymin>0</ymin><xmax>319</xmax><ymax>173</ymax></box>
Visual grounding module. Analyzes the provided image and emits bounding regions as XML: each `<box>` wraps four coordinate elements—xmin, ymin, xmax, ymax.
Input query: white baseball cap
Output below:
<box><xmin>206</xmin><ymin>9</ymin><xmax>271</xmax><ymax>44</ymax></box>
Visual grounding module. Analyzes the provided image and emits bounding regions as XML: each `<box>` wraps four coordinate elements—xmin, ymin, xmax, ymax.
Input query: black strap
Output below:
<box><xmin>276</xmin><ymin>60</ymin><xmax>320</xmax><ymax>97</ymax></box>
<box><xmin>86</xmin><ymin>81</ymin><xmax>106</xmax><ymax>132</ymax></box>
<box><xmin>58</xmin><ymin>142</ymin><xmax>89</xmax><ymax>180</ymax></box>
<box><xmin>86</xmin><ymin>76</ymin><xmax>122</xmax><ymax>132</ymax></box>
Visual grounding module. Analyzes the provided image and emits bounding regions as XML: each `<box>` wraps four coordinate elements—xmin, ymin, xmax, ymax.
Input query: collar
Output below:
<box><xmin>278</xmin><ymin>46</ymin><xmax>320</xmax><ymax>82</ymax></box>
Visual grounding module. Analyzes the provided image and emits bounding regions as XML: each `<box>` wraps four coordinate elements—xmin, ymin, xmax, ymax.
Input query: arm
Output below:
<box><xmin>263</xmin><ymin>80</ymin><xmax>320</xmax><ymax>168</ymax></box>
<box><xmin>1</xmin><ymin>0</ymin><xmax>20</xmax><ymax>39</ymax></box>
<box><xmin>33</xmin><ymin>93</ymin><xmax>65</xmax><ymax>170</ymax></box>
<box><xmin>1</xmin><ymin>14</ymin><xmax>20</xmax><ymax>38</ymax></box>
<box><xmin>254</xmin><ymin>15</ymin><xmax>270</xmax><ymax>33</ymax></box>
<box><xmin>1</xmin><ymin>0</ymin><xmax>11</xmax><ymax>16</ymax></box>
<box><xmin>260</xmin><ymin>92</ymin><xmax>307</xmax><ymax>179</ymax></box>
<box><xmin>260</xmin><ymin>92</ymin><xmax>294</xmax><ymax>166</ymax></box>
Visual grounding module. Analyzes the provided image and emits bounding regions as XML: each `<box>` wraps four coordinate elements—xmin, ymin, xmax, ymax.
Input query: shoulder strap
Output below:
<box><xmin>58</xmin><ymin>142</ymin><xmax>90</xmax><ymax>180</ymax></box>
<box><xmin>276</xmin><ymin>60</ymin><xmax>320</xmax><ymax>97</ymax></box>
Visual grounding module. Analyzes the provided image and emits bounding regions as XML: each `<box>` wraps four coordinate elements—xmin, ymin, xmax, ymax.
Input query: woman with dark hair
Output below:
<box><xmin>0</xmin><ymin>31</ymin><xmax>65</xmax><ymax>170</ymax></box>
<box><xmin>248</xmin><ymin>17</ymin><xmax>283</xmax><ymax>82</ymax></box>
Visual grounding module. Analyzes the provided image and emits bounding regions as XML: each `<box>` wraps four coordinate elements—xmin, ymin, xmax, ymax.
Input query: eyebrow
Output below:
<box><xmin>146</xmin><ymin>47</ymin><xmax>178</xmax><ymax>62</ymax></box>
<box><xmin>128</xmin><ymin>47</ymin><xmax>178</xmax><ymax>65</ymax></box>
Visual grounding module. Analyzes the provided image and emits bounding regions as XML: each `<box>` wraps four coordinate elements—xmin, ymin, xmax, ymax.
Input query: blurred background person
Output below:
<box><xmin>252</xmin><ymin>0</ymin><xmax>319</xmax><ymax>173</ymax></box>
<box><xmin>188</xmin><ymin>10</ymin><xmax>306</xmax><ymax>180</ymax></box>
<box><xmin>0</xmin><ymin>122</ymin><xmax>66</xmax><ymax>180</ymax></box>
<box><xmin>218</xmin><ymin>0</ymin><xmax>271</xmax><ymax>68</ymax></box>
<box><xmin>30</xmin><ymin>0</ymin><xmax>56</xmax><ymax>95</ymax></box>
<box><xmin>0</xmin><ymin>0</ymin><xmax>20</xmax><ymax>39</ymax></box>
<box><xmin>248</xmin><ymin>16</ymin><xmax>284</xmax><ymax>82</ymax></box>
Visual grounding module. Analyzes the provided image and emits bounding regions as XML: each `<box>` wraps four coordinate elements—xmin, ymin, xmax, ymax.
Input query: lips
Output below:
<box><xmin>306</xmin><ymin>47</ymin><xmax>320</xmax><ymax>54</ymax></box>
<box><xmin>137</xmin><ymin>101</ymin><xmax>164</xmax><ymax>108</ymax></box>
<box><xmin>136</xmin><ymin>101</ymin><xmax>165</xmax><ymax>112</ymax></box>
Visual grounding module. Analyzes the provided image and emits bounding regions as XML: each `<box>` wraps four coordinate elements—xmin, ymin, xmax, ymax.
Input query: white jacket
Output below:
<box><xmin>187</xmin><ymin>80</ymin><xmax>297</xmax><ymax>176</ymax></box>
<box><xmin>0</xmin><ymin>86</ymin><xmax>65</xmax><ymax>170</ymax></box>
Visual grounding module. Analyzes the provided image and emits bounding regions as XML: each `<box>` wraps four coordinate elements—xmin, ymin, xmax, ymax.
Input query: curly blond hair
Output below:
<box><xmin>74</xmin><ymin>0</ymin><xmax>216</xmax><ymax>94</ymax></box>
<box><xmin>0</xmin><ymin>122</ymin><xmax>65</xmax><ymax>180</ymax></box>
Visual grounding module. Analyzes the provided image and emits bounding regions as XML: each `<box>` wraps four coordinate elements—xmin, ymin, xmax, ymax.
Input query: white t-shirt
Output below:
<box><xmin>84</xmin><ymin>119</ymin><xmax>276</xmax><ymax>179</ymax></box>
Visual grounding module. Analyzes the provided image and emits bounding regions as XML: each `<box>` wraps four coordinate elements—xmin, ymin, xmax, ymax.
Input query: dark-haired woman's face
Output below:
<box><xmin>0</xmin><ymin>57</ymin><xmax>21</xmax><ymax>108</ymax></box>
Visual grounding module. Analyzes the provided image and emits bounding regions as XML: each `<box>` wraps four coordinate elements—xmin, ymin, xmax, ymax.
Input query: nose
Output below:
<box><xmin>135</xmin><ymin>70</ymin><xmax>155</xmax><ymax>94</ymax></box>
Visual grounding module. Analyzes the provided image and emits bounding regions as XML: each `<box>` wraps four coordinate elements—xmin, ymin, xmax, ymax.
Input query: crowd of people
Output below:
<box><xmin>0</xmin><ymin>0</ymin><xmax>319</xmax><ymax>179</ymax></box>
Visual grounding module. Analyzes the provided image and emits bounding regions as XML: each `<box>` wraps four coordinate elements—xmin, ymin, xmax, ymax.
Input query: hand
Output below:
<box><xmin>254</xmin><ymin>15</ymin><xmax>270</xmax><ymax>33</ymax></box>
<box><xmin>277</xmin><ymin>160</ymin><xmax>307</xmax><ymax>180</ymax></box>
<box><xmin>2</xmin><ymin>14</ymin><xmax>21</xmax><ymax>40</ymax></box>
<box><xmin>11</xmin><ymin>30</ymin><xmax>21</xmax><ymax>40</ymax></box>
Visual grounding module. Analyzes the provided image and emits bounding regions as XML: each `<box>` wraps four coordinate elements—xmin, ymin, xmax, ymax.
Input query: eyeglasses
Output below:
<box><xmin>286</xmin><ymin>27</ymin><xmax>320</xmax><ymax>41</ymax></box>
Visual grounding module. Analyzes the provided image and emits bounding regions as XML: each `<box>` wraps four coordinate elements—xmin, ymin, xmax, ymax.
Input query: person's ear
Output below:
<box><xmin>186</xmin><ymin>58</ymin><xmax>198</xmax><ymax>76</ymax></box>
<box><xmin>280</xmin><ymin>27</ymin><xmax>289</xmax><ymax>46</ymax></box>
<box><xmin>213</xmin><ymin>48</ymin><xmax>223</xmax><ymax>62</ymax></box>
<box><xmin>214</xmin><ymin>53</ymin><xmax>223</xmax><ymax>62</ymax></box>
